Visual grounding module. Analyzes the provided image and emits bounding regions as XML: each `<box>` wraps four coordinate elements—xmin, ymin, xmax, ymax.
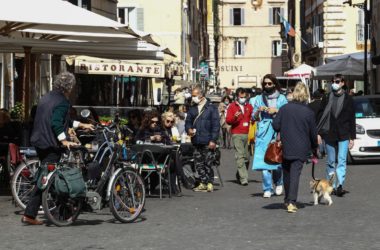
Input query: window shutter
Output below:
<box><xmin>241</xmin><ymin>41</ymin><xmax>245</xmax><ymax>56</ymax></box>
<box><xmin>230</xmin><ymin>9</ymin><xmax>234</xmax><ymax>25</ymax></box>
<box><xmin>358</xmin><ymin>9</ymin><xmax>364</xmax><ymax>25</ymax></box>
<box><xmin>277</xmin><ymin>41</ymin><xmax>282</xmax><ymax>56</ymax></box>
<box><xmin>269</xmin><ymin>8</ymin><xmax>273</xmax><ymax>25</ymax></box>
<box><xmin>241</xmin><ymin>8</ymin><xmax>245</xmax><ymax>25</ymax></box>
<box><xmin>137</xmin><ymin>8</ymin><xmax>144</xmax><ymax>31</ymax></box>
<box><xmin>234</xmin><ymin>41</ymin><xmax>237</xmax><ymax>56</ymax></box>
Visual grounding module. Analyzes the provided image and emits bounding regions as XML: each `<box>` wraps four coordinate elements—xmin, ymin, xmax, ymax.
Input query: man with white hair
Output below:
<box><xmin>22</xmin><ymin>72</ymin><xmax>94</xmax><ymax>225</ymax></box>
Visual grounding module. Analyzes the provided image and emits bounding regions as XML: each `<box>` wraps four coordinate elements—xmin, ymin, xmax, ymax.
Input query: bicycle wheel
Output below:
<box><xmin>11</xmin><ymin>160</ymin><xmax>41</xmax><ymax>211</ymax></box>
<box><xmin>110</xmin><ymin>166</ymin><xmax>145</xmax><ymax>223</ymax></box>
<box><xmin>42</xmin><ymin>172</ymin><xmax>83</xmax><ymax>226</ymax></box>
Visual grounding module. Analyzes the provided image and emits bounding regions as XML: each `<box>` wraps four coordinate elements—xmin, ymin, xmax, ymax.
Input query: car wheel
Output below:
<box><xmin>347</xmin><ymin>152</ymin><xmax>355</xmax><ymax>165</ymax></box>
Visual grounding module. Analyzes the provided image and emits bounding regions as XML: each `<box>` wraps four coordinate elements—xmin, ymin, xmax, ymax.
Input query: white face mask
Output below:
<box><xmin>332</xmin><ymin>83</ymin><xmax>341</xmax><ymax>91</ymax></box>
<box><xmin>192</xmin><ymin>96</ymin><xmax>201</xmax><ymax>104</ymax></box>
<box><xmin>238</xmin><ymin>98</ymin><xmax>246</xmax><ymax>104</ymax></box>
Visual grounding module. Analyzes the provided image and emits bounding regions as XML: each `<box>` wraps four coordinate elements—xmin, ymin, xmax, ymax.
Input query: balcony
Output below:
<box><xmin>356</xmin><ymin>24</ymin><xmax>371</xmax><ymax>43</ymax></box>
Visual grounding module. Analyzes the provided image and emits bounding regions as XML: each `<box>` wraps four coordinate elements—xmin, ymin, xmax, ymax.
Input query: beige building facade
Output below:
<box><xmin>301</xmin><ymin>0</ymin><xmax>367</xmax><ymax>66</ymax></box>
<box><xmin>217</xmin><ymin>0</ymin><xmax>287</xmax><ymax>89</ymax></box>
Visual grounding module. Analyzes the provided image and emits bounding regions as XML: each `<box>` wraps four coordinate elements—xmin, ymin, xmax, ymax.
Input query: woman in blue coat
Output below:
<box><xmin>252</xmin><ymin>74</ymin><xmax>288</xmax><ymax>198</ymax></box>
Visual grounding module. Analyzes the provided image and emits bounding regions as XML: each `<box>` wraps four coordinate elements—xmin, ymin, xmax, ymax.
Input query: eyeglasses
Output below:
<box><xmin>333</xmin><ymin>80</ymin><xmax>341</xmax><ymax>84</ymax></box>
<box><xmin>264</xmin><ymin>81</ymin><xmax>273</xmax><ymax>86</ymax></box>
<box><xmin>166</xmin><ymin>120</ymin><xmax>174</xmax><ymax>124</ymax></box>
<box><xmin>151</xmin><ymin>120</ymin><xmax>158</xmax><ymax>124</ymax></box>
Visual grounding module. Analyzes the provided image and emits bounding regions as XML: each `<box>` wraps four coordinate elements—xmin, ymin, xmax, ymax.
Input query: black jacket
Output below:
<box><xmin>273</xmin><ymin>102</ymin><xmax>318</xmax><ymax>161</ymax></box>
<box><xmin>185</xmin><ymin>101</ymin><xmax>220</xmax><ymax>145</ymax></box>
<box><xmin>316</xmin><ymin>92</ymin><xmax>356</xmax><ymax>142</ymax></box>
<box><xmin>135</xmin><ymin>126</ymin><xmax>171</xmax><ymax>145</ymax></box>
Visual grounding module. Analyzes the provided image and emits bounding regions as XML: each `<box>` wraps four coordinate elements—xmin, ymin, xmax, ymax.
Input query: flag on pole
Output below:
<box><xmin>278</xmin><ymin>12</ymin><xmax>296</xmax><ymax>37</ymax></box>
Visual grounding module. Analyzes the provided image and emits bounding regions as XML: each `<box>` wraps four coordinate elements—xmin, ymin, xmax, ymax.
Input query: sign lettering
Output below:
<box><xmin>75</xmin><ymin>61</ymin><xmax>165</xmax><ymax>78</ymax></box>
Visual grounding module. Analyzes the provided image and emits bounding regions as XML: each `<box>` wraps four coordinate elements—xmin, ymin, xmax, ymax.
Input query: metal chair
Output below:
<box><xmin>131</xmin><ymin>144</ymin><xmax>174</xmax><ymax>199</ymax></box>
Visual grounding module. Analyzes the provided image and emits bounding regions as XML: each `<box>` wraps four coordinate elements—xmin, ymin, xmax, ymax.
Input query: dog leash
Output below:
<box><xmin>311</xmin><ymin>156</ymin><xmax>320</xmax><ymax>181</ymax></box>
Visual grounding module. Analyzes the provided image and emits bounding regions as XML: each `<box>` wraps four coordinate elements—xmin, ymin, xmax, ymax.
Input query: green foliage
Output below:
<box><xmin>10</xmin><ymin>102</ymin><xmax>24</xmax><ymax>120</ymax></box>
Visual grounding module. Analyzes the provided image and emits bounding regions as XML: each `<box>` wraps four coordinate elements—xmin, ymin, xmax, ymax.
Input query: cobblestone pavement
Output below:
<box><xmin>0</xmin><ymin>149</ymin><xmax>379</xmax><ymax>250</ymax></box>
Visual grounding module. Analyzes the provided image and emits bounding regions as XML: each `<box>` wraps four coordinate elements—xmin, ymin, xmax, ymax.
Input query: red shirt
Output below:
<box><xmin>226</xmin><ymin>102</ymin><xmax>253</xmax><ymax>134</ymax></box>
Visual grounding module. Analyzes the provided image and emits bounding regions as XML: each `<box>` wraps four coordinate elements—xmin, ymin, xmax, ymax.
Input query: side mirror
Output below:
<box><xmin>80</xmin><ymin>109</ymin><xmax>91</xmax><ymax>118</ymax></box>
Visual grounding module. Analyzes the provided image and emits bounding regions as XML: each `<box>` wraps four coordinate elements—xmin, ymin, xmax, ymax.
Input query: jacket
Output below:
<box><xmin>225</xmin><ymin>101</ymin><xmax>253</xmax><ymax>134</ymax></box>
<box><xmin>316</xmin><ymin>92</ymin><xmax>356</xmax><ymax>142</ymax></box>
<box><xmin>273</xmin><ymin>102</ymin><xmax>318</xmax><ymax>161</ymax></box>
<box><xmin>135</xmin><ymin>126</ymin><xmax>172</xmax><ymax>145</ymax></box>
<box><xmin>30</xmin><ymin>90</ymin><xmax>72</xmax><ymax>149</ymax></box>
<box><xmin>185</xmin><ymin>101</ymin><xmax>220</xmax><ymax>145</ymax></box>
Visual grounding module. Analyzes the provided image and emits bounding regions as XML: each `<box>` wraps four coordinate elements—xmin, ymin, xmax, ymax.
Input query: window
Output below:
<box><xmin>118</xmin><ymin>7</ymin><xmax>144</xmax><ymax>31</ymax></box>
<box><xmin>230</xmin><ymin>8</ymin><xmax>245</xmax><ymax>26</ymax></box>
<box><xmin>272</xmin><ymin>40</ymin><xmax>282</xmax><ymax>57</ymax></box>
<box><xmin>234</xmin><ymin>40</ymin><xmax>245</xmax><ymax>56</ymax></box>
<box><xmin>269</xmin><ymin>7</ymin><xmax>284</xmax><ymax>25</ymax></box>
<box><xmin>68</xmin><ymin>0</ymin><xmax>91</xmax><ymax>10</ymax></box>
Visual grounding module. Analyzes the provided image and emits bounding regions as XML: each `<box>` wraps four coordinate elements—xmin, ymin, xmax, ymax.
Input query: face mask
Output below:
<box><xmin>331</xmin><ymin>83</ymin><xmax>341</xmax><ymax>92</ymax></box>
<box><xmin>238</xmin><ymin>98</ymin><xmax>246</xmax><ymax>104</ymax></box>
<box><xmin>264</xmin><ymin>87</ymin><xmax>275</xmax><ymax>94</ymax></box>
<box><xmin>192</xmin><ymin>96</ymin><xmax>201</xmax><ymax>104</ymax></box>
<box><xmin>224</xmin><ymin>101</ymin><xmax>229</xmax><ymax>105</ymax></box>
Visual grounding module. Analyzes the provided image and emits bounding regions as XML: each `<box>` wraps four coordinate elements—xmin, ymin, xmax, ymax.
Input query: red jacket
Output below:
<box><xmin>226</xmin><ymin>102</ymin><xmax>253</xmax><ymax>134</ymax></box>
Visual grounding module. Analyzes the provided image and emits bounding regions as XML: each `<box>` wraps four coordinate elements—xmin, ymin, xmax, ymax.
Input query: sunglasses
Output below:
<box><xmin>264</xmin><ymin>81</ymin><xmax>274</xmax><ymax>86</ymax></box>
<box><xmin>166</xmin><ymin>120</ymin><xmax>174</xmax><ymax>124</ymax></box>
<box><xmin>333</xmin><ymin>80</ymin><xmax>341</xmax><ymax>84</ymax></box>
<box><xmin>151</xmin><ymin>120</ymin><xmax>158</xmax><ymax>124</ymax></box>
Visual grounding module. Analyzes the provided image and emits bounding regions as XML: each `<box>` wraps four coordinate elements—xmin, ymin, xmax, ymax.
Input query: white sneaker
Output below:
<box><xmin>263</xmin><ymin>191</ymin><xmax>272</xmax><ymax>198</ymax></box>
<box><xmin>275</xmin><ymin>185</ymin><xmax>283</xmax><ymax>196</ymax></box>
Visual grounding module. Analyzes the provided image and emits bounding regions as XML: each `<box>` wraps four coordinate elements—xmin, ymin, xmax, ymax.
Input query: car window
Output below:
<box><xmin>354</xmin><ymin>98</ymin><xmax>380</xmax><ymax>118</ymax></box>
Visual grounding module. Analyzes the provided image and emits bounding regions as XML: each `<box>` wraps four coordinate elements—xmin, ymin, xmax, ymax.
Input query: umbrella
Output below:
<box><xmin>313</xmin><ymin>56</ymin><xmax>370</xmax><ymax>81</ymax></box>
<box><xmin>284</xmin><ymin>63</ymin><xmax>315</xmax><ymax>78</ymax></box>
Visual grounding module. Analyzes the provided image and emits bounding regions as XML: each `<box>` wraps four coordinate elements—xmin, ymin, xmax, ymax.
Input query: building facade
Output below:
<box><xmin>371</xmin><ymin>0</ymin><xmax>380</xmax><ymax>94</ymax></box>
<box><xmin>300</xmin><ymin>0</ymin><xmax>367</xmax><ymax>66</ymax></box>
<box><xmin>216</xmin><ymin>0</ymin><xmax>287</xmax><ymax>89</ymax></box>
<box><xmin>67</xmin><ymin>0</ymin><xmax>117</xmax><ymax>20</ymax></box>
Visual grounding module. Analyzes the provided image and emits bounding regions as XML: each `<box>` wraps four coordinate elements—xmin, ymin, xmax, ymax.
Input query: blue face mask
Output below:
<box><xmin>238</xmin><ymin>98</ymin><xmax>246</xmax><ymax>105</ymax></box>
<box><xmin>332</xmin><ymin>83</ymin><xmax>341</xmax><ymax>92</ymax></box>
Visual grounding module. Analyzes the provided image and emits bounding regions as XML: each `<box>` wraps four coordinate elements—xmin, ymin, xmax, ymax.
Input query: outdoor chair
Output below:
<box><xmin>131</xmin><ymin>144</ymin><xmax>174</xmax><ymax>199</ymax></box>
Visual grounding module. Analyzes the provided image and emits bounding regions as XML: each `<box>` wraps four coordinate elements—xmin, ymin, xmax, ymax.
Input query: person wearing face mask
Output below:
<box><xmin>225</xmin><ymin>88</ymin><xmax>253</xmax><ymax>186</ymax></box>
<box><xmin>316</xmin><ymin>74</ymin><xmax>356</xmax><ymax>197</ymax></box>
<box><xmin>252</xmin><ymin>74</ymin><xmax>288</xmax><ymax>198</ymax></box>
<box><xmin>219</xmin><ymin>96</ymin><xmax>232</xmax><ymax>149</ymax></box>
<box><xmin>185</xmin><ymin>85</ymin><xmax>220</xmax><ymax>192</ymax></box>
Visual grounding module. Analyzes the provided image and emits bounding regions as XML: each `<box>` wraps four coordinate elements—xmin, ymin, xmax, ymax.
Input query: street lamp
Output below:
<box><xmin>344</xmin><ymin>0</ymin><xmax>371</xmax><ymax>95</ymax></box>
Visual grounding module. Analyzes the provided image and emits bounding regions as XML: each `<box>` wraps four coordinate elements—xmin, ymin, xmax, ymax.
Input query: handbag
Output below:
<box><xmin>264</xmin><ymin>139</ymin><xmax>283</xmax><ymax>164</ymax></box>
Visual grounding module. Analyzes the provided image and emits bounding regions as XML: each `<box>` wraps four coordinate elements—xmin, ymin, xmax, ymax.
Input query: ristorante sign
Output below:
<box><xmin>75</xmin><ymin>61</ymin><xmax>165</xmax><ymax>78</ymax></box>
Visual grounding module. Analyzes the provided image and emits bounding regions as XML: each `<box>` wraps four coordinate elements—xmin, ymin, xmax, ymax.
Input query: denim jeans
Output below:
<box><xmin>262</xmin><ymin>169</ymin><xmax>283</xmax><ymax>192</ymax></box>
<box><xmin>325</xmin><ymin>140</ymin><xmax>349</xmax><ymax>187</ymax></box>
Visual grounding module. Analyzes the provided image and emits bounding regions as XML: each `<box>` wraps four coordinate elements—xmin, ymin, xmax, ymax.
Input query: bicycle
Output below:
<box><xmin>41</xmin><ymin>123</ymin><xmax>145</xmax><ymax>226</ymax></box>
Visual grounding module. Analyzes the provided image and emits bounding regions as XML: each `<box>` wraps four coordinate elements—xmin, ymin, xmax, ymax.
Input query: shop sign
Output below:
<box><xmin>218</xmin><ymin>65</ymin><xmax>243</xmax><ymax>72</ymax></box>
<box><xmin>75</xmin><ymin>61</ymin><xmax>165</xmax><ymax>78</ymax></box>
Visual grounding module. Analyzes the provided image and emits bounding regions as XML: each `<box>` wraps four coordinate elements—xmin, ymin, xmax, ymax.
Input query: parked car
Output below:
<box><xmin>349</xmin><ymin>95</ymin><xmax>380</xmax><ymax>163</ymax></box>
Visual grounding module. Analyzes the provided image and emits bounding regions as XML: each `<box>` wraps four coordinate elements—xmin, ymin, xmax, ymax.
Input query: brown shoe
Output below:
<box><xmin>21</xmin><ymin>216</ymin><xmax>43</xmax><ymax>225</ymax></box>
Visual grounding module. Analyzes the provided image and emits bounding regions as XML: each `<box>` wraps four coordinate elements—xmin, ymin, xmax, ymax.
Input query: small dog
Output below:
<box><xmin>310</xmin><ymin>173</ymin><xmax>335</xmax><ymax>206</ymax></box>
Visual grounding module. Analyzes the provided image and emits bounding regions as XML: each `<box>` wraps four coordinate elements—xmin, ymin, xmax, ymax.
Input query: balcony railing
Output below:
<box><xmin>356</xmin><ymin>24</ymin><xmax>371</xmax><ymax>43</ymax></box>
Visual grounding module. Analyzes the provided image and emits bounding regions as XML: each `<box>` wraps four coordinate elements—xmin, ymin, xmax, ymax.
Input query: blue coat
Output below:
<box><xmin>251</xmin><ymin>94</ymin><xmax>288</xmax><ymax>170</ymax></box>
<box><xmin>185</xmin><ymin>101</ymin><xmax>220</xmax><ymax>145</ymax></box>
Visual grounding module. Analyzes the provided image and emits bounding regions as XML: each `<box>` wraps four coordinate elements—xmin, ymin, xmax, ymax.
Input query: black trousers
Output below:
<box><xmin>282</xmin><ymin>159</ymin><xmax>304</xmax><ymax>205</ymax></box>
<box><xmin>24</xmin><ymin>148</ymin><xmax>61</xmax><ymax>219</ymax></box>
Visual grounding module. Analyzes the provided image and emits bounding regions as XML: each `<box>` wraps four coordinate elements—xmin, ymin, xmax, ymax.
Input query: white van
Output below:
<box><xmin>349</xmin><ymin>95</ymin><xmax>380</xmax><ymax>163</ymax></box>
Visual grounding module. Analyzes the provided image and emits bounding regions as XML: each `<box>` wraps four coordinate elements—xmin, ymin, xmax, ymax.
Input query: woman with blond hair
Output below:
<box><xmin>161</xmin><ymin>111</ymin><xmax>180</xmax><ymax>142</ymax></box>
<box><xmin>272</xmin><ymin>83</ymin><xmax>318</xmax><ymax>213</ymax></box>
